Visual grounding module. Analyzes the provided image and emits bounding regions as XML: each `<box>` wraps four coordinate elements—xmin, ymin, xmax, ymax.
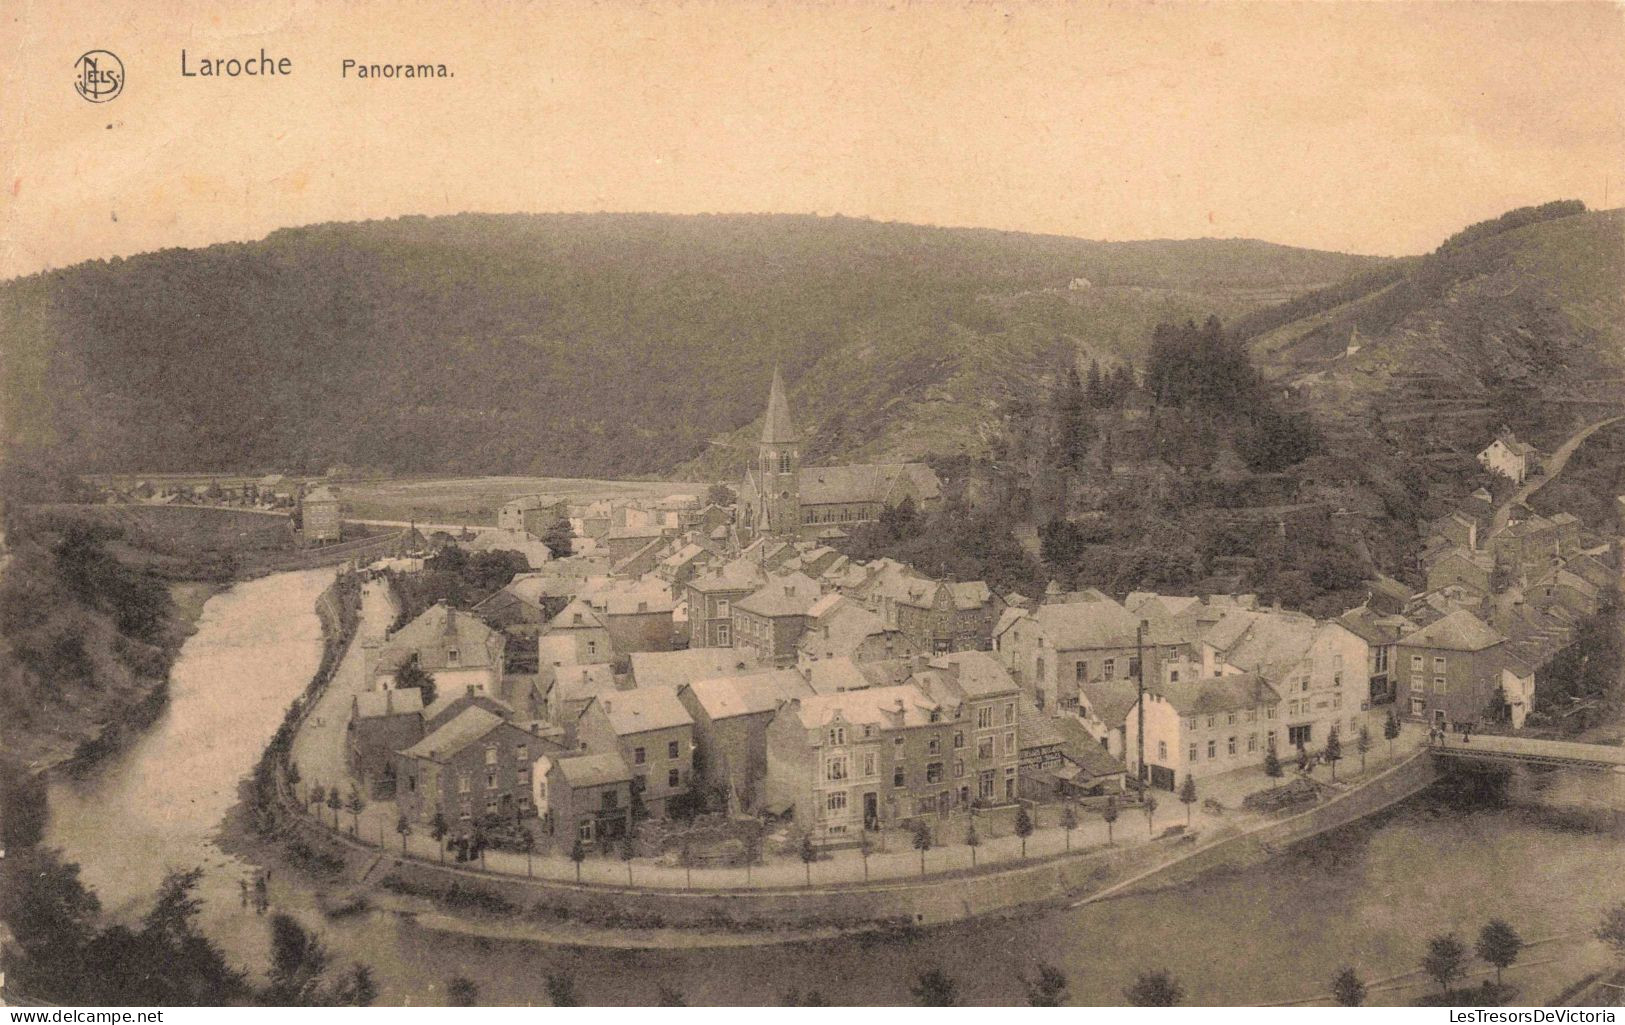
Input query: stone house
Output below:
<box><xmin>1124</xmin><ymin>672</ymin><xmax>1283</xmax><ymax>789</ymax></box>
<box><xmin>684</xmin><ymin>559</ymin><xmax>767</xmax><ymax>648</ymax></box>
<box><xmin>676</xmin><ymin>668</ymin><xmax>815</xmax><ymax>810</ymax></box>
<box><xmin>1395</xmin><ymin>610</ymin><xmax>1516</xmax><ymax>728</ymax></box>
<box><xmin>393</xmin><ymin>706</ymin><xmax>564</xmax><ymax>827</ymax></box>
<box><xmin>346</xmin><ymin>688</ymin><xmax>425</xmax><ymax>798</ymax></box>
<box><xmin>795</xmin><ymin>593</ymin><xmax>917</xmax><ymax>666</ymax></box>
<box><xmin>575</xmin><ymin>688</ymin><xmax>696</xmax><ymax>818</ymax></box>
<box><xmin>300</xmin><ymin>485</ymin><xmax>342</xmax><ymax>543</ymax></box>
<box><xmin>369</xmin><ymin>602</ymin><xmax>506</xmax><ymax>697</ymax></box>
<box><xmin>537</xmin><ymin>752</ymin><xmax>633</xmax><ymax>846</ymax></box>
<box><xmin>733</xmin><ymin>572</ymin><xmax>823</xmax><ymax>667</ymax></box>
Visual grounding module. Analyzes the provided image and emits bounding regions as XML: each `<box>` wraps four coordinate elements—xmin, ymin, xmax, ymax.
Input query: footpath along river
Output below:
<box><xmin>44</xmin><ymin>569</ymin><xmax>1625</xmax><ymax>1006</ymax></box>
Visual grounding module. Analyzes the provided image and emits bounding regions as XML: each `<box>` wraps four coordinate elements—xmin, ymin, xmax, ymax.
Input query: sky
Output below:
<box><xmin>2</xmin><ymin>0</ymin><xmax>1623</xmax><ymax>279</ymax></box>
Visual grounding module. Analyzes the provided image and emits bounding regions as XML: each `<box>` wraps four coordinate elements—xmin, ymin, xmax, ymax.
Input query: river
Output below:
<box><xmin>44</xmin><ymin>570</ymin><xmax>1625</xmax><ymax>1006</ymax></box>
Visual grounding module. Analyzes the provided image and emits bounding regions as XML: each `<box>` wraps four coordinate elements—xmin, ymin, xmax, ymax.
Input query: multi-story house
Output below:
<box><xmin>300</xmin><ymin>485</ymin><xmax>341</xmax><ymax>543</ymax></box>
<box><xmin>1478</xmin><ymin>434</ymin><xmax>1539</xmax><ymax>484</ymax></box>
<box><xmin>993</xmin><ymin>599</ymin><xmax>1152</xmax><ymax>714</ymax></box>
<box><xmin>575</xmin><ymin>688</ymin><xmax>695</xmax><ymax>817</ymax></box>
<box><xmin>765</xmin><ymin>659</ymin><xmax>1021</xmax><ymax>841</ymax></box>
<box><xmin>1124</xmin><ymin>672</ymin><xmax>1282</xmax><ymax>789</ymax></box>
<box><xmin>541</xmin><ymin>599</ymin><xmax>614</xmax><ymax>665</ymax></box>
<box><xmin>732</xmin><ymin>572</ymin><xmax>823</xmax><ymax>666</ymax></box>
<box><xmin>795</xmin><ymin>593</ymin><xmax>916</xmax><ymax>665</ymax></box>
<box><xmin>1395</xmin><ymin>609</ymin><xmax>1521</xmax><ymax>728</ymax></box>
<box><xmin>676</xmin><ymin>668</ymin><xmax>815</xmax><ymax>809</ymax></box>
<box><xmin>1337</xmin><ymin>606</ymin><xmax>1416</xmax><ymax>710</ymax></box>
<box><xmin>369</xmin><ymin>601</ymin><xmax>507</xmax><ymax>697</ymax></box>
<box><xmin>684</xmin><ymin>559</ymin><xmax>768</xmax><ymax>648</ymax></box>
<box><xmin>536</xmin><ymin>752</ymin><xmax>633</xmax><ymax>846</ymax></box>
<box><xmin>347</xmin><ymin>688</ymin><xmax>424</xmax><ymax>797</ymax></box>
<box><xmin>393</xmin><ymin>706</ymin><xmax>563</xmax><ymax>826</ymax></box>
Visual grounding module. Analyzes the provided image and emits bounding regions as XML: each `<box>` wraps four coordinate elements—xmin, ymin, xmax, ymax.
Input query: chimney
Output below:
<box><xmin>466</xmin><ymin>684</ymin><xmax>476</xmax><ymax>697</ymax></box>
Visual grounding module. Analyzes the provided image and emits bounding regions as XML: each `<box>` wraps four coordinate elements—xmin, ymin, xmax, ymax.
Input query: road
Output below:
<box><xmin>1492</xmin><ymin>413</ymin><xmax>1624</xmax><ymax>530</ymax></box>
<box><xmin>288</xmin><ymin>579</ymin><xmax>397</xmax><ymax>801</ymax></box>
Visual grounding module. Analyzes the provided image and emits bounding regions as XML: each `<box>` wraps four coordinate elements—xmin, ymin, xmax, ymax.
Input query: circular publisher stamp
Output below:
<box><xmin>75</xmin><ymin>50</ymin><xmax>124</xmax><ymax>103</ymax></box>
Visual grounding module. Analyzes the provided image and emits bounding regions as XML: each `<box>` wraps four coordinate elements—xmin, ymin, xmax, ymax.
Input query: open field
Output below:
<box><xmin>330</xmin><ymin>475</ymin><xmax>713</xmax><ymax>526</ymax></box>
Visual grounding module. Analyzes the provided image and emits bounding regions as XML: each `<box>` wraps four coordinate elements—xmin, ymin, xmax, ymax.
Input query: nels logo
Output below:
<box><xmin>75</xmin><ymin>49</ymin><xmax>124</xmax><ymax>102</ymax></box>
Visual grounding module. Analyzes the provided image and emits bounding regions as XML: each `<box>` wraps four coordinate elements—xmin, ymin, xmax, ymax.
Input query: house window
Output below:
<box><xmin>1266</xmin><ymin>705</ymin><xmax>1277</xmax><ymax>719</ymax></box>
<box><xmin>717</xmin><ymin>600</ymin><xmax>730</xmax><ymax>618</ymax></box>
<box><xmin>1411</xmin><ymin>655</ymin><xmax>1424</xmax><ymax>671</ymax></box>
<box><xmin>977</xmin><ymin>737</ymin><xmax>994</xmax><ymax>760</ymax></box>
<box><xmin>486</xmin><ymin>798</ymin><xmax>498</xmax><ymax>815</ymax></box>
<box><xmin>1004</xmin><ymin>731</ymin><xmax>1015</xmax><ymax>754</ymax></box>
<box><xmin>602</xmin><ymin>790</ymin><xmax>619</xmax><ymax>810</ymax></box>
<box><xmin>1228</xmin><ymin>736</ymin><xmax>1237</xmax><ymax>756</ymax></box>
<box><xmin>634</xmin><ymin>747</ymin><xmax>646</xmax><ymax>765</ymax></box>
<box><xmin>1289</xmin><ymin>724</ymin><xmax>1312</xmax><ymax>747</ymax></box>
<box><xmin>863</xmin><ymin>753</ymin><xmax>877</xmax><ymax>777</ymax></box>
<box><xmin>717</xmin><ymin>623</ymin><xmax>730</xmax><ymax>645</ymax></box>
<box><xmin>826</xmin><ymin>757</ymin><xmax>848</xmax><ymax>781</ymax></box>
<box><xmin>1188</xmin><ymin>743</ymin><xmax>1198</xmax><ymax>762</ymax></box>
<box><xmin>668</xmin><ymin>740</ymin><xmax>680</xmax><ymax>759</ymax></box>
<box><xmin>1267</xmin><ymin>730</ymin><xmax>1277</xmax><ymax>751</ymax></box>
<box><xmin>668</xmin><ymin>768</ymin><xmax>680</xmax><ymax>788</ymax></box>
<box><xmin>485</xmin><ymin>771</ymin><xmax>497</xmax><ymax>789</ymax></box>
<box><xmin>1185</xmin><ymin>716</ymin><xmax>1197</xmax><ymax>732</ymax></box>
<box><xmin>578</xmin><ymin>821</ymin><xmax>594</xmax><ymax>842</ymax></box>
<box><xmin>485</xmin><ymin>747</ymin><xmax>497</xmax><ymax>766</ymax></box>
<box><xmin>1170</xmin><ymin>669</ymin><xmax>1181</xmax><ymax>683</ymax></box>
<box><xmin>587</xmin><ymin>640</ymin><xmax>597</xmax><ymax>655</ymax></box>
<box><xmin>1075</xmin><ymin>662</ymin><xmax>1088</xmax><ymax>682</ymax></box>
<box><xmin>826</xmin><ymin>790</ymin><xmax>847</xmax><ymax>813</ymax></box>
<box><xmin>1128</xmin><ymin>656</ymin><xmax>1141</xmax><ymax>678</ymax></box>
<box><xmin>516</xmin><ymin>745</ymin><xmax>527</xmax><ymax>762</ymax></box>
<box><xmin>1005</xmin><ymin>702</ymin><xmax>1016</xmax><ymax>724</ymax></box>
<box><xmin>458</xmin><ymin>774</ymin><xmax>472</xmax><ymax>794</ymax></box>
<box><xmin>926</xmin><ymin>762</ymin><xmax>943</xmax><ymax>784</ymax></box>
<box><xmin>1103</xmin><ymin>658</ymin><xmax>1116</xmax><ymax>680</ymax></box>
<box><xmin>927</xmin><ymin>737</ymin><xmax>940</xmax><ymax>755</ymax></box>
<box><xmin>894</xmin><ymin>735</ymin><xmax>905</xmax><ymax>747</ymax></box>
<box><xmin>863</xmin><ymin>724</ymin><xmax>875</xmax><ymax>739</ymax></box>
<box><xmin>1433</xmin><ymin>656</ymin><xmax>1447</xmax><ymax>673</ymax></box>
<box><xmin>1247</xmin><ymin>734</ymin><xmax>1257</xmax><ymax>753</ymax></box>
<box><xmin>447</xmin><ymin>648</ymin><xmax>460</xmax><ymax>666</ymax></box>
<box><xmin>1206</xmin><ymin>715</ymin><xmax>1215</xmax><ymax>728</ymax></box>
<box><xmin>953</xmin><ymin>731</ymin><xmax>965</xmax><ymax>750</ymax></box>
<box><xmin>977</xmin><ymin>707</ymin><xmax>993</xmax><ymax>729</ymax></box>
<box><xmin>954</xmin><ymin>759</ymin><xmax>965</xmax><ymax>778</ymax></box>
<box><xmin>1332</xmin><ymin>694</ymin><xmax>1342</xmax><ymax>710</ymax></box>
<box><xmin>1227</xmin><ymin>712</ymin><xmax>1236</xmax><ymax>725</ymax></box>
<box><xmin>1433</xmin><ymin>676</ymin><xmax>1446</xmax><ymax>694</ymax></box>
<box><xmin>1207</xmin><ymin>740</ymin><xmax>1216</xmax><ymax>759</ymax></box>
<box><xmin>1004</xmin><ymin>767</ymin><xmax>1016</xmax><ymax>799</ymax></box>
<box><xmin>978</xmin><ymin>771</ymin><xmax>995</xmax><ymax>799</ymax></box>
<box><xmin>893</xmin><ymin>765</ymin><xmax>906</xmax><ymax>788</ymax></box>
<box><xmin>1036</xmin><ymin>656</ymin><xmax>1046</xmax><ymax>682</ymax></box>
<box><xmin>829</xmin><ymin>727</ymin><xmax>846</xmax><ymax>746</ymax></box>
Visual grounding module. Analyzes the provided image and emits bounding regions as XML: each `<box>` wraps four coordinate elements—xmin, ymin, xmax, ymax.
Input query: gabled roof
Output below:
<box><xmin>1016</xmin><ymin>697</ymin><xmax>1064</xmax><ymax>750</ymax></box>
<box><xmin>688</xmin><ymin>559</ymin><xmax>768</xmax><ymax>593</ymax></box>
<box><xmin>798</xmin><ymin>463</ymin><xmax>943</xmax><ymax>507</ymax></box>
<box><xmin>421</xmin><ymin>690</ymin><xmax>513</xmax><ymax>729</ymax></box>
<box><xmin>553</xmin><ymin>751</ymin><xmax>632</xmax><ymax>788</ymax></box>
<box><xmin>628</xmin><ymin>649</ymin><xmax>760</xmax><ymax>692</ymax></box>
<box><xmin>1080</xmin><ymin>679</ymin><xmax>1141</xmax><ymax>729</ymax></box>
<box><xmin>785</xmin><ymin>684</ymin><xmax>940</xmax><ymax>729</ymax></box>
<box><xmin>1026</xmin><ymin>599</ymin><xmax>1141</xmax><ymax>651</ymax></box>
<box><xmin>686</xmin><ymin>669</ymin><xmax>814</xmax><ymax>720</ymax></box>
<box><xmin>375</xmin><ymin>602</ymin><xmax>504</xmax><ymax>674</ymax></box>
<box><xmin>1400</xmin><ymin>609</ymin><xmax>1504</xmax><ymax>652</ymax></box>
<box><xmin>917</xmin><ymin>649</ymin><xmax>1018</xmax><ymax>699</ymax></box>
<box><xmin>737</xmin><ymin>572</ymin><xmax>822</xmax><ymax>618</ymax></box>
<box><xmin>595</xmin><ymin>687</ymin><xmax>694</xmax><ymax>735</ymax></box>
<box><xmin>399</xmin><ymin>706</ymin><xmax>506</xmax><ymax>762</ymax></box>
<box><xmin>548</xmin><ymin>598</ymin><xmax>608</xmax><ymax>631</ymax></box>
<box><xmin>948</xmin><ymin>581</ymin><xmax>993</xmax><ymax>610</ymax></box>
<box><xmin>804</xmin><ymin>656</ymin><xmax>873</xmax><ymax>694</ymax></box>
<box><xmin>1337</xmin><ymin>606</ymin><xmax>1416</xmax><ymax>646</ymax></box>
<box><xmin>354</xmin><ymin>688</ymin><xmax>424</xmax><ymax>719</ymax></box>
<box><xmin>1155</xmin><ymin>672</ymin><xmax>1280</xmax><ymax>716</ymax></box>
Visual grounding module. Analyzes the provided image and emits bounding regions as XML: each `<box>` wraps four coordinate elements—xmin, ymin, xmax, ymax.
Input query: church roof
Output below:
<box><xmin>799</xmin><ymin>463</ymin><xmax>942</xmax><ymax>506</ymax></box>
<box><xmin>761</xmin><ymin>366</ymin><xmax>799</xmax><ymax>445</ymax></box>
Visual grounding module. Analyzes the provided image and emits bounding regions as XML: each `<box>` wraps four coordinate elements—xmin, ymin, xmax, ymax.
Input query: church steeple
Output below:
<box><xmin>756</xmin><ymin>366</ymin><xmax>801</xmax><ymax>537</ymax></box>
<box><xmin>761</xmin><ymin>365</ymin><xmax>798</xmax><ymax>445</ymax></box>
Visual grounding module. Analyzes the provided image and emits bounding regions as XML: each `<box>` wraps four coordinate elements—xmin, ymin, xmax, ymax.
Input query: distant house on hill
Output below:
<box><xmin>497</xmin><ymin>494</ymin><xmax>568</xmax><ymax>538</ymax></box>
<box><xmin>1477</xmin><ymin>433</ymin><xmax>1540</xmax><ymax>484</ymax></box>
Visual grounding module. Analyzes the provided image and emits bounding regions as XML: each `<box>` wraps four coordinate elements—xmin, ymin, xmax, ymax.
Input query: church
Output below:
<box><xmin>737</xmin><ymin>368</ymin><xmax>943</xmax><ymax>543</ymax></box>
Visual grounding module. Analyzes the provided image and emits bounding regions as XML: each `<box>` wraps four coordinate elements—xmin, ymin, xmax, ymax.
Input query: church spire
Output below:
<box><xmin>760</xmin><ymin>366</ymin><xmax>798</xmax><ymax>445</ymax></box>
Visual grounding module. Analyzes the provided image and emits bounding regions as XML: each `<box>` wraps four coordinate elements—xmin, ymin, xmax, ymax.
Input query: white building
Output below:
<box><xmin>1477</xmin><ymin>434</ymin><xmax>1539</xmax><ymax>484</ymax></box>
<box><xmin>1124</xmin><ymin>673</ymin><xmax>1282</xmax><ymax>789</ymax></box>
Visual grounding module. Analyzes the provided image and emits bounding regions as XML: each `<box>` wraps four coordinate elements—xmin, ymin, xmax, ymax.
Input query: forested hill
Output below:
<box><xmin>1238</xmin><ymin>204</ymin><xmax>1625</xmax><ymax>460</ymax></box>
<box><xmin>0</xmin><ymin>212</ymin><xmax>1384</xmax><ymax>478</ymax></box>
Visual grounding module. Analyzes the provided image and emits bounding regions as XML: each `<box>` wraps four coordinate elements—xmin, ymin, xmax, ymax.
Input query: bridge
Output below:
<box><xmin>1429</xmin><ymin>732</ymin><xmax>1625</xmax><ymax>772</ymax></box>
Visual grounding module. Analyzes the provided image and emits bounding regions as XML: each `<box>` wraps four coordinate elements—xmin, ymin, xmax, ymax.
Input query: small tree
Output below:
<box><xmin>521</xmin><ymin>828</ymin><xmax>536</xmax><ymax>878</ymax></box>
<box><xmin>1325</xmin><ymin>725</ymin><xmax>1343</xmax><ymax>782</ymax></box>
<box><xmin>570</xmin><ymin>838</ymin><xmax>587</xmax><ymax>882</ymax></box>
<box><xmin>430</xmin><ymin>810</ymin><xmax>449</xmax><ymax>864</ymax></box>
<box><xmin>1178</xmin><ymin>774</ymin><xmax>1198</xmax><ymax>825</ymax></box>
<box><xmin>546</xmin><ymin>972</ymin><xmax>579</xmax><ymax>1007</ymax></box>
<box><xmin>911</xmin><ymin>967</ymin><xmax>960</xmax><ymax>1006</ymax></box>
<box><xmin>286</xmin><ymin>761</ymin><xmax>302</xmax><ymax>793</ymax></box>
<box><xmin>395</xmin><ymin>814</ymin><xmax>412</xmax><ymax>854</ymax></box>
<box><xmin>1263</xmin><ymin>746</ymin><xmax>1284</xmax><ymax>791</ymax></box>
<box><xmin>1477</xmin><ymin>919</ymin><xmax>1523</xmax><ymax>986</ymax></box>
<box><xmin>446</xmin><ymin>976</ymin><xmax>479</xmax><ymax>1006</ymax></box>
<box><xmin>743</xmin><ymin>831</ymin><xmax>762</xmax><ymax>884</ymax></box>
<box><xmin>542</xmin><ymin>519</ymin><xmax>576</xmax><ymax>560</ymax></box>
<box><xmin>798</xmin><ymin>833</ymin><xmax>819</xmax><ymax>885</ymax></box>
<box><xmin>1422</xmin><ymin>933</ymin><xmax>1467</xmax><ymax>994</ymax></box>
<box><xmin>1025</xmin><ymin>962</ymin><xmax>1069</xmax><ymax>1006</ymax></box>
<box><xmin>1014</xmin><ymin>806</ymin><xmax>1034</xmax><ymax>858</ymax></box>
<box><xmin>911</xmin><ymin>820</ymin><xmax>933</xmax><ymax>876</ymax></box>
<box><xmin>1356</xmin><ymin>723</ymin><xmax>1373</xmax><ymax>774</ymax></box>
<box><xmin>1059</xmin><ymin>801</ymin><xmax>1079</xmax><ymax>851</ymax></box>
<box><xmin>1296</xmin><ymin>743</ymin><xmax>1310</xmax><ymax>775</ymax></box>
<box><xmin>1144</xmin><ymin>794</ymin><xmax>1158</xmax><ymax>837</ymax></box>
<box><xmin>619</xmin><ymin>832</ymin><xmax>636</xmax><ymax>885</ymax></box>
<box><xmin>345</xmin><ymin>785</ymin><xmax>366</xmax><ymax>835</ymax></box>
<box><xmin>1599</xmin><ymin>904</ymin><xmax>1625</xmax><ymax>960</ymax></box>
<box><xmin>394</xmin><ymin>654</ymin><xmax>437</xmax><ymax>707</ymax></box>
<box><xmin>965</xmin><ymin>822</ymin><xmax>981</xmax><ymax>867</ymax></box>
<box><xmin>1384</xmin><ymin>709</ymin><xmax>1401</xmax><ymax>759</ymax></box>
<box><xmin>679</xmin><ymin>840</ymin><xmax>694</xmax><ymax>889</ymax></box>
<box><xmin>1331</xmin><ymin>967</ymin><xmax>1366</xmax><ymax>1006</ymax></box>
<box><xmin>1102</xmin><ymin>795</ymin><xmax>1119</xmax><ymax>845</ymax></box>
<box><xmin>1124</xmin><ymin>969</ymin><xmax>1183</xmax><ymax>1006</ymax></box>
<box><xmin>858</xmin><ymin>831</ymin><xmax>873</xmax><ymax>881</ymax></box>
<box><xmin>325</xmin><ymin>786</ymin><xmax>342</xmax><ymax>828</ymax></box>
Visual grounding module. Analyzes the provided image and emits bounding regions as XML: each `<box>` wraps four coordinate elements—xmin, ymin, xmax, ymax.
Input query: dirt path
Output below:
<box><xmin>1492</xmin><ymin>414</ymin><xmax>1624</xmax><ymax>530</ymax></box>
